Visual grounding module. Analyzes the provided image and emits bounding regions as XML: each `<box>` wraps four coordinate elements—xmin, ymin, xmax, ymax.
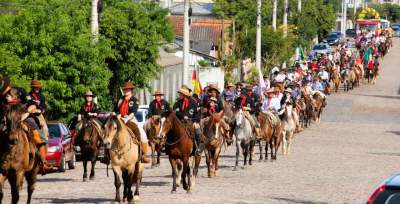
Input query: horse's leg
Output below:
<box><xmin>176</xmin><ymin>160</ymin><xmax>182</xmax><ymax>187</ymax></box>
<box><xmin>233</xmin><ymin>140</ymin><xmax>240</xmax><ymax>171</ymax></box>
<box><xmin>214</xmin><ymin>147</ymin><xmax>221</xmax><ymax>177</ymax></box>
<box><xmin>265</xmin><ymin>139</ymin><xmax>269</xmax><ymax>161</ymax></box>
<box><xmin>287</xmin><ymin>131</ymin><xmax>294</xmax><ymax>155</ymax></box>
<box><xmin>150</xmin><ymin>142</ymin><xmax>156</xmax><ymax>168</ymax></box>
<box><xmin>89</xmin><ymin>159</ymin><xmax>96</xmax><ymax>180</ymax></box>
<box><xmin>0</xmin><ymin>174</ymin><xmax>5</xmax><ymax>203</ymax></box>
<box><xmin>82</xmin><ymin>160</ymin><xmax>88</xmax><ymax>182</ymax></box>
<box><xmin>185</xmin><ymin>157</ymin><xmax>192</xmax><ymax>193</ymax></box>
<box><xmin>181</xmin><ymin>157</ymin><xmax>189</xmax><ymax>192</ymax></box>
<box><xmin>112</xmin><ymin>167</ymin><xmax>122</xmax><ymax>202</ymax></box>
<box><xmin>133</xmin><ymin>161</ymin><xmax>141</xmax><ymax>202</ymax></box>
<box><xmin>282</xmin><ymin>131</ymin><xmax>287</xmax><ymax>155</ymax></box>
<box><xmin>205</xmin><ymin>149</ymin><xmax>211</xmax><ymax>177</ymax></box>
<box><xmin>258</xmin><ymin>140</ymin><xmax>263</xmax><ymax>161</ymax></box>
<box><xmin>249</xmin><ymin>140</ymin><xmax>255</xmax><ymax>166</ymax></box>
<box><xmin>9</xmin><ymin>171</ymin><xmax>21</xmax><ymax>204</ymax></box>
<box><xmin>25</xmin><ymin>170</ymin><xmax>37</xmax><ymax>204</ymax></box>
<box><xmin>156</xmin><ymin>145</ymin><xmax>161</xmax><ymax>167</ymax></box>
<box><xmin>243</xmin><ymin>143</ymin><xmax>248</xmax><ymax>167</ymax></box>
<box><xmin>121</xmin><ymin>170</ymin><xmax>128</xmax><ymax>202</ymax></box>
<box><xmin>169</xmin><ymin>158</ymin><xmax>178</xmax><ymax>193</ymax></box>
<box><xmin>193</xmin><ymin>155</ymin><xmax>201</xmax><ymax>178</ymax></box>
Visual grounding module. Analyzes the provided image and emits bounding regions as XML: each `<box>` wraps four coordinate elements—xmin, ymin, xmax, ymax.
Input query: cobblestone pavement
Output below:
<box><xmin>3</xmin><ymin>40</ymin><xmax>400</xmax><ymax>204</ymax></box>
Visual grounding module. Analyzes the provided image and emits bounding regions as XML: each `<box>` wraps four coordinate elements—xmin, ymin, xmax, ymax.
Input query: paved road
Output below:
<box><xmin>4</xmin><ymin>40</ymin><xmax>400</xmax><ymax>204</ymax></box>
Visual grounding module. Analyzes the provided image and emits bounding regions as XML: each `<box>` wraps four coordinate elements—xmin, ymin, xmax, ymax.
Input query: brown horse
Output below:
<box><xmin>223</xmin><ymin>101</ymin><xmax>235</xmax><ymax>145</ymax></box>
<box><xmin>78</xmin><ymin>118</ymin><xmax>102</xmax><ymax>182</ymax></box>
<box><xmin>313</xmin><ymin>93</ymin><xmax>326</xmax><ymax>123</ymax></box>
<box><xmin>257</xmin><ymin>112</ymin><xmax>282</xmax><ymax>160</ymax></box>
<box><xmin>0</xmin><ymin>104</ymin><xmax>40</xmax><ymax>204</ymax></box>
<box><xmin>332</xmin><ymin>68</ymin><xmax>341</xmax><ymax>93</ymax></box>
<box><xmin>146</xmin><ymin>117</ymin><xmax>163</xmax><ymax>168</ymax></box>
<box><xmin>159</xmin><ymin>111</ymin><xmax>195</xmax><ymax>193</ymax></box>
<box><xmin>103</xmin><ymin>116</ymin><xmax>143</xmax><ymax>203</ymax></box>
<box><xmin>302</xmin><ymin>92</ymin><xmax>316</xmax><ymax>127</ymax></box>
<box><xmin>202</xmin><ymin>111</ymin><xmax>227</xmax><ymax>178</ymax></box>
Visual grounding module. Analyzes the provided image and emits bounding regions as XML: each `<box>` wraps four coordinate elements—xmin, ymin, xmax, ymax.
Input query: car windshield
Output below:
<box><xmin>135</xmin><ymin>112</ymin><xmax>144</xmax><ymax>122</ymax></box>
<box><xmin>313</xmin><ymin>45</ymin><xmax>327</xmax><ymax>50</ymax></box>
<box><xmin>328</xmin><ymin>34</ymin><xmax>338</xmax><ymax>38</ymax></box>
<box><xmin>392</xmin><ymin>26</ymin><xmax>400</xmax><ymax>31</ymax></box>
<box><xmin>346</xmin><ymin>29</ymin><xmax>356</xmax><ymax>35</ymax></box>
<box><xmin>48</xmin><ymin>124</ymin><xmax>60</xmax><ymax>139</ymax></box>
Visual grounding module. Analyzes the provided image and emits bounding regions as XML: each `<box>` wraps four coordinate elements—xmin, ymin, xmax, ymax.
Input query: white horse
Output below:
<box><xmin>281</xmin><ymin>104</ymin><xmax>296</xmax><ymax>155</ymax></box>
<box><xmin>233</xmin><ymin>109</ymin><xmax>256</xmax><ymax>170</ymax></box>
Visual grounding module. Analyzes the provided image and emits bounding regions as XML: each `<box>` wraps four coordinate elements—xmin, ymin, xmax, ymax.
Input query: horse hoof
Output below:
<box><xmin>171</xmin><ymin>190</ymin><xmax>177</xmax><ymax>194</ymax></box>
<box><xmin>89</xmin><ymin>176</ymin><xmax>95</xmax><ymax>180</ymax></box>
<box><xmin>83</xmin><ymin>177</ymin><xmax>88</xmax><ymax>182</ymax></box>
<box><xmin>133</xmin><ymin>195</ymin><xmax>140</xmax><ymax>202</ymax></box>
<box><xmin>241</xmin><ymin>166</ymin><xmax>245</xmax><ymax>170</ymax></box>
<box><xmin>232</xmin><ymin>167</ymin><xmax>238</xmax><ymax>171</ymax></box>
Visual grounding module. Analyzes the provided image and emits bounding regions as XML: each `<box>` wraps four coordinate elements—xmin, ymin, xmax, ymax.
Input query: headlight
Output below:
<box><xmin>48</xmin><ymin>146</ymin><xmax>62</xmax><ymax>153</ymax></box>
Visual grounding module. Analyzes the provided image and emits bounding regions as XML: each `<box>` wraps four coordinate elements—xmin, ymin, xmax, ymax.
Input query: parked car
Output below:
<box><xmin>366</xmin><ymin>174</ymin><xmax>400</xmax><ymax>204</ymax></box>
<box><xmin>330</xmin><ymin>31</ymin><xmax>343</xmax><ymax>38</ymax></box>
<box><xmin>310</xmin><ymin>43</ymin><xmax>331</xmax><ymax>58</ymax></box>
<box><xmin>46</xmin><ymin>122</ymin><xmax>76</xmax><ymax>172</ymax></box>
<box><xmin>326</xmin><ymin>33</ymin><xmax>341</xmax><ymax>46</ymax></box>
<box><xmin>392</xmin><ymin>26</ymin><xmax>400</xmax><ymax>37</ymax></box>
<box><xmin>345</xmin><ymin>29</ymin><xmax>356</xmax><ymax>38</ymax></box>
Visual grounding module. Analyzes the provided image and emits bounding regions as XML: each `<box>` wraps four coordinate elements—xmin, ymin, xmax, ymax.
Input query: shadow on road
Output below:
<box><xmin>35</xmin><ymin>197</ymin><xmax>112</xmax><ymax>203</ymax></box>
<box><xmin>387</xmin><ymin>131</ymin><xmax>400</xmax><ymax>136</ymax></box>
<box><xmin>38</xmin><ymin>178</ymin><xmax>74</xmax><ymax>183</ymax></box>
<box><xmin>141</xmin><ymin>181</ymin><xmax>169</xmax><ymax>187</ymax></box>
<box><xmin>270</xmin><ymin>197</ymin><xmax>328</xmax><ymax>204</ymax></box>
<box><xmin>367</xmin><ymin>152</ymin><xmax>400</xmax><ymax>157</ymax></box>
<box><xmin>351</xmin><ymin>93</ymin><xmax>400</xmax><ymax>100</ymax></box>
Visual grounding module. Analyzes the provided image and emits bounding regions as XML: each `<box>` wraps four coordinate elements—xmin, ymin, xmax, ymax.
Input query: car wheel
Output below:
<box><xmin>59</xmin><ymin>155</ymin><xmax>66</xmax><ymax>172</ymax></box>
<box><xmin>68</xmin><ymin>154</ymin><xmax>76</xmax><ymax>170</ymax></box>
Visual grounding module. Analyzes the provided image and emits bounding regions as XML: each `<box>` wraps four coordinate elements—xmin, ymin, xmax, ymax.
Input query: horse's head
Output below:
<box><xmin>235</xmin><ymin>109</ymin><xmax>244</xmax><ymax>127</ymax></box>
<box><xmin>82</xmin><ymin>120</ymin><xmax>96</xmax><ymax>145</ymax></box>
<box><xmin>159</xmin><ymin>110</ymin><xmax>174</xmax><ymax>139</ymax></box>
<box><xmin>102</xmin><ymin>116</ymin><xmax>119</xmax><ymax>149</ymax></box>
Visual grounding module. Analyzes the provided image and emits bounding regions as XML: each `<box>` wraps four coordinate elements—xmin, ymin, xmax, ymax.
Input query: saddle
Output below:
<box><xmin>125</xmin><ymin>121</ymin><xmax>141</xmax><ymax>145</ymax></box>
<box><xmin>261</xmin><ymin>111</ymin><xmax>281</xmax><ymax>128</ymax></box>
<box><xmin>181</xmin><ymin>120</ymin><xmax>195</xmax><ymax>139</ymax></box>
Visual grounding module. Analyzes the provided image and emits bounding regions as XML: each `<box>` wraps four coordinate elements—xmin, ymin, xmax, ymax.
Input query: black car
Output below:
<box><xmin>366</xmin><ymin>174</ymin><xmax>400</xmax><ymax>204</ymax></box>
<box><xmin>345</xmin><ymin>29</ymin><xmax>356</xmax><ymax>38</ymax></box>
<box><xmin>326</xmin><ymin>33</ymin><xmax>341</xmax><ymax>46</ymax></box>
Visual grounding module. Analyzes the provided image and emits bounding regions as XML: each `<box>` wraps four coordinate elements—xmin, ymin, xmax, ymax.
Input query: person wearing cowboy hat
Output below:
<box><xmin>173</xmin><ymin>87</ymin><xmax>203</xmax><ymax>155</ymax></box>
<box><xmin>202</xmin><ymin>84</ymin><xmax>223</xmax><ymax>115</ymax></box>
<box><xmin>261</xmin><ymin>88</ymin><xmax>281</xmax><ymax>113</ymax></box>
<box><xmin>29</xmin><ymin>80</ymin><xmax>46</xmax><ymax>113</ymax></box>
<box><xmin>222</xmin><ymin>82</ymin><xmax>235</xmax><ymax>102</ymax></box>
<box><xmin>280</xmin><ymin>87</ymin><xmax>294</xmax><ymax>108</ymax></box>
<box><xmin>233</xmin><ymin>85</ymin><xmax>260</xmax><ymax>136</ymax></box>
<box><xmin>148</xmin><ymin>90</ymin><xmax>170</xmax><ymax>119</ymax></box>
<box><xmin>78</xmin><ymin>91</ymin><xmax>99</xmax><ymax>120</ymax></box>
<box><xmin>115</xmin><ymin>81</ymin><xmax>151</xmax><ymax>163</ymax></box>
<box><xmin>234</xmin><ymin>82</ymin><xmax>243</xmax><ymax>99</ymax></box>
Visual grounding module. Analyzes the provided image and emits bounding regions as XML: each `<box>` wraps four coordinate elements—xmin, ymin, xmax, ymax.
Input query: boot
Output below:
<box><xmin>195</xmin><ymin>129</ymin><xmax>204</xmax><ymax>156</ymax></box>
<box><xmin>141</xmin><ymin>143</ymin><xmax>151</xmax><ymax>163</ymax></box>
<box><xmin>38</xmin><ymin>145</ymin><xmax>52</xmax><ymax>175</ymax></box>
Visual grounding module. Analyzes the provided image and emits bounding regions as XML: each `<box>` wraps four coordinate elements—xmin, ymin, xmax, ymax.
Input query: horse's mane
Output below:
<box><xmin>5</xmin><ymin>104</ymin><xmax>26</xmax><ymax>131</ymax></box>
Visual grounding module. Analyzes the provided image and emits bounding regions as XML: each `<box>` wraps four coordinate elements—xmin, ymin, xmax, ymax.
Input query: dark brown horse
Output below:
<box><xmin>257</xmin><ymin>112</ymin><xmax>282</xmax><ymax>161</ymax></box>
<box><xmin>313</xmin><ymin>93</ymin><xmax>326</xmax><ymax>123</ymax></box>
<box><xmin>302</xmin><ymin>92</ymin><xmax>316</xmax><ymax>127</ymax></box>
<box><xmin>78</xmin><ymin>118</ymin><xmax>102</xmax><ymax>182</ymax></box>
<box><xmin>146</xmin><ymin>117</ymin><xmax>163</xmax><ymax>168</ymax></box>
<box><xmin>159</xmin><ymin>111</ymin><xmax>196</xmax><ymax>193</ymax></box>
<box><xmin>0</xmin><ymin>104</ymin><xmax>40</xmax><ymax>204</ymax></box>
<box><xmin>203</xmin><ymin>111</ymin><xmax>227</xmax><ymax>177</ymax></box>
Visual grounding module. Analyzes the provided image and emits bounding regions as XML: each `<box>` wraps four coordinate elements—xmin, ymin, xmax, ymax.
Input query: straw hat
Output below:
<box><xmin>85</xmin><ymin>91</ymin><xmax>95</xmax><ymax>97</ymax></box>
<box><xmin>284</xmin><ymin>88</ymin><xmax>293</xmax><ymax>93</ymax></box>
<box><xmin>226</xmin><ymin>83</ymin><xmax>234</xmax><ymax>87</ymax></box>
<box><xmin>177</xmin><ymin>88</ymin><xmax>191</xmax><ymax>97</ymax></box>
<box><xmin>207</xmin><ymin>84</ymin><xmax>220</xmax><ymax>94</ymax></box>
<box><xmin>31</xmin><ymin>80</ymin><xmax>42</xmax><ymax>88</ymax></box>
<box><xmin>122</xmin><ymin>81</ymin><xmax>135</xmax><ymax>90</ymax></box>
<box><xmin>181</xmin><ymin>84</ymin><xmax>192</xmax><ymax>93</ymax></box>
<box><xmin>235</xmin><ymin>82</ymin><xmax>243</xmax><ymax>86</ymax></box>
<box><xmin>152</xmin><ymin>90</ymin><xmax>164</xmax><ymax>96</ymax></box>
<box><xmin>209</xmin><ymin>97</ymin><xmax>218</xmax><ymax>102</ymax></box>
<box><xmin>266</xmin><ymin>88</ymin><xmax>275</xmax><ymax>94</ymax></box>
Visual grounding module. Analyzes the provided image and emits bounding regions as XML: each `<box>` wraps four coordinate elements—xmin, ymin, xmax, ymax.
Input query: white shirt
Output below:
<box><xmin>319</xmin><ymin>71</ymin><xmax>329</xmax><ymax>80</ymax></box>
<box><xmin>262</xmin><ymin>97</ymin><xmax>281</xmax><ymax>112</ymax></box>
<box><xmin>275</xmin><ymin>73</ymin><xmax>286</xmax><ymax>83</ymax></box>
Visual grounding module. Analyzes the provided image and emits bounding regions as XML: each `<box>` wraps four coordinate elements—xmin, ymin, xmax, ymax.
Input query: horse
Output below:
<box><xmin>223</xmin><ymin>100</ymin><xmax>235</xmax><ymax>146</ymax></box>
<box><xmin>0</xmin><ymin>104</ymin><xmax>40</xmax><ymax>204</ymax></box>
<box><xmin>103</xmin><ymin>116</ymin><xmax>143</xmax><ymax>203</ymax></box>
<box><xmin>295</xmin><ymin>98</ymin><xmax>307</xmax><ymax>129</ymax></box>
<box><xmin>313</xmin><ymin>93</ymin><xmax>326</xmax><ymax>124</ymax></box>
<box><xmin>257</xmin><ymin>112</ymin><xmax>282</xmax><ymax>161</ymax></box>
<box><xmin>159</xmin><ymin>111</ymin><xmax>196</xmax><ymax>193</ymax></box>
<box><xmin>202</xmin><ymin>111</ymin><xmax>227</xmax><ymax>177</ymax></box>
<box><xmin>344</xmin><ymin>69</ymin><xmax>356</xmax><ymax>91</ymax></box>
<box><xmin>77</xmin><ymin>118</ymin><xmax>103</xmax><ymax>182</ymax></box>
<box><xmin>354</xmin><ymin>64</ymin><xmax>364</xmax><ymax>87</ymax></box>
<box><xmin>146</xmin><ymin>117</ymin><xmax>163</xmax><ymax>168</ymax></box>
<box><xmin>281</xmin><ymin>104</ymin><xmax>296</xmax><ymax>155</ymax></box>
<box><xmin>332</xmin><ymin>68</ymin><xmax>341</xmax><ymax>93</ymax></box>
<box><xmin>303</xmin><ymin>93</ymin><xmax>316</xmax><ymax>127</ymax></box>
<box><xmin>233</xmin><ymin>109</ymin><xmax>256</xmax><ymax>170</ymax></box>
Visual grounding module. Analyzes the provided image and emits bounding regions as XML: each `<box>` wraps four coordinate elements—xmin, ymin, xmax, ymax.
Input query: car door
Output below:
<box><xmin>61</xmin><ymin>124</ymin><xmax>73</xmax><ymax>160</ymax></box>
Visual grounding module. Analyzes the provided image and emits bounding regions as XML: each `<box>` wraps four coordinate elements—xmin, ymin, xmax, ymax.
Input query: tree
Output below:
<box><xmin>0</xmin><ymin>0</ymin><xmax>112</xmax><ymax>120</ymax></box>
<box><xmin>100</xmin><ymin>0</ymin><xmax>174</xmax><ymax>102</ymax></box>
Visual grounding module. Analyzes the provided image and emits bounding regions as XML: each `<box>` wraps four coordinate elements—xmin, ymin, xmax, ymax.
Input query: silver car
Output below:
<box><xmin>310</xmin><ymin>43</ymin><xmax>331</xmax><ymax>58</ymax></box>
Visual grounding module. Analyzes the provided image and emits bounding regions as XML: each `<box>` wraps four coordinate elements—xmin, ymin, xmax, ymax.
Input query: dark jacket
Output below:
<box><xmin>114</xmin><ymin>96</ymin><xmax>139</xmax><ymax>115</ymax></box>
<box><xmin>202</xmin><ymin>97</ymin><xmax>224</xmax><ymax>118</ymax></box>
<box><xmin>148</xmin><ymin>99</ymin><xmax>170</xmax><ymax>117</ymax></box>
<box><xmin>173</xmin><ymin>97</ymin><xmax>200</xmax><ymax>123</ymax></box>
<box><xmin>79</xmin><ymin>102</ymin><xmax>99</xmax><ymax>118</ymax></box>
<box><xmin>234</xmin><ymin>95</ymin><xmax>255</xmax><ymax>114</ymax></box>
<box><xmin>28</xmin><ymin>91</ymin><xmax>46</xmax><ymax>112</ymax></box>
<box><xmin>280</xmin><ymin>94</ymin><xmax>294</xmax><ymax>107</ymax></box>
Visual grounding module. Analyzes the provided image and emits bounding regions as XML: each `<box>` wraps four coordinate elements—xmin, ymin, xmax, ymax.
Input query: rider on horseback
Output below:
<box><xmin>173</xmin><ymin>87</ymin><xmax>202</xmax><ymax>155</ymax></box>
<box><xmin>0</xmin><ymin>77</ymin><xmax>50</xmax><ymax>171</ymax></box>
<box><xmin>222</xmin><ymin>83</ymin><xmax>235</xmax><ymax>102</ymax></box>
<box><xmin>76</xmin><ymin>91</ymin><xmax>102</xmax><ymax>144</ymax></box>
<box><xmin>234</xmin><ymin>85</ymin><xmax>260</xmax><ymax>137</ymax></box>
<box><xmin>115</xmin><ymin>81</ymin><xmax>150</xmax><ymax>163</ymax></box>
<box><xmin>144</xmin><ymin>90</ymin><xmax>170</xmax><ymax>136</ymax></box>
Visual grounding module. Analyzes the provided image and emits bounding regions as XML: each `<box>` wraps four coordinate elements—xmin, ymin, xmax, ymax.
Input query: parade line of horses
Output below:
<box><xmin>0</xmin><ymin>37</ymin><xmax>392</xmax><ymax>204</ymax></box>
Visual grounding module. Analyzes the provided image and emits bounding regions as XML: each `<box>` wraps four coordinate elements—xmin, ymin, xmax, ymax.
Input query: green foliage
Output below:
<box><xmin>368</xmin><ymin>3</ymin><xmax>400</xmax><ymax>22</ymax></box>
<box><xmin>0</xmin><ymin>0</ymin><xmax>112</xmax><ymax>120</ymax></box>
<box><xmin>101</xmin><ymin>0</ymin><xmax>174</xmax><ymax>101</ymax></box>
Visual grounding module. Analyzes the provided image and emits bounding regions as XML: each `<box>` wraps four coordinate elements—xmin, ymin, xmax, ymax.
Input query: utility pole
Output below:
<box><xmin>344</xmin><ymin>0</ymin><xmax>347</xmax><ymax>38</ymax></box>
<box><xmin>298</xmin><ymin>0</ymin><xmax>302</xmax><ymax>12</ymax></box>
<box><xmin>272</xmin><ymin>0</ymin><xmax>277</xmax><ymax>31</ymax></box>
<box><xmin>183</xmin><ymin>0</ymin><xmax>190</xmax><ymax>85</ymax></box>
<box><xmin>353</xmin><ymin>0</ymin><xmax>357</xmax><ymax>22</ymax></box>
<box><xmin>91</xmin><ymin>0</ymin><xmax>99</xmax><ymax>43</ymax></box>
<box><xmin>256</xmin><ymin>0</ymin><xmax>262</xmax><ymax>72</ymax></box>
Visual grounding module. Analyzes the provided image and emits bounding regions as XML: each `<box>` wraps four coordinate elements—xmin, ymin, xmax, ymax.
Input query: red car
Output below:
<box><xmin>46</xmin><ymin>122</ymin><xmax>76</xmax><ymax>172</ymax></box>
<box><xmin>366</xmin><ymin>174</ymin><xmax>400</xmax><ymax>204</ymax></box>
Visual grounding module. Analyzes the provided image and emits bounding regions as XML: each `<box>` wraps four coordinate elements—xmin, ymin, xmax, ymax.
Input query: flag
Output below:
<box><xmin>295</xmin><ymin>47</ymin><xmax>304</xmax><ymax>62</ymax></box>
<box><xmin>192</xmin><ymin>69</ymin><xmax>202</xmax><ymax>95</ymax></box>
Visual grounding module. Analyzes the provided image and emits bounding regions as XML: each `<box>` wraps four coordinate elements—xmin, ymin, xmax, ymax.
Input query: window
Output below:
<box><xmin>48</xmin><ymin>124</ymin><xmax>61</xmax><ymax>139</ymax></box>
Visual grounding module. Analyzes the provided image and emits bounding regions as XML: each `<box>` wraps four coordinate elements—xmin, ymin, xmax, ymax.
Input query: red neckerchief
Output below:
<box><xmin>155</xmin><ymin>99</ymin><xmax>162</xmax><ymax>109</ymax></box>
<box><xmin>119</xmin><ymin>97</ymin><xmax>130</xmax><ymax>117</ymax></box>
<box><xmin>181</xmin><ymin>98</ymin><xmax>189</xmax><ymax>110</ymax></box>
<box><xmin>266</xmin><ymin>98</ymin><xmax>272</xmax><ymax>108</ymax></box>
<box><xmin>208</xmin><ymin>104</ymin><xmax>216</xmax><ymax>115</ymax></box>
<box><xmin>84</xmin><ymin>102</ymin><xmax>93</xmax><ymax>112</ymax></box>
<box><xmin>32</xmin><ymin>92</ymin><xmax>40</xmax><ymax>106</ymax></box>
<box><xmin>240</xmin><ymin>96</ymin><xmax>247</xmax><ymax>108</ymax></box>
<box><xmin>8</xmin><ymin>99</ymin><xmax>20</xmax><ymax>105</ymax></box>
